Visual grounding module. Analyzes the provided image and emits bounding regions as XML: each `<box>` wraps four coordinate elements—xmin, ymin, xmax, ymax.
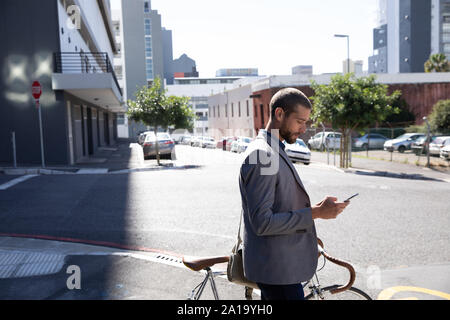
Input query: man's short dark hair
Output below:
<box><xmin>270</xmin><ymin>88</ymin><xmax>312</xmax><ymax>119</ymax></box>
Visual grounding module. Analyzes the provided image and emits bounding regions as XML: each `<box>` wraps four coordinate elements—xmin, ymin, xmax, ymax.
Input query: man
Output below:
<box><xmin>239</xmin><ymin>88</ymin><xmax>349</xmax><ymax>300</ymax></box>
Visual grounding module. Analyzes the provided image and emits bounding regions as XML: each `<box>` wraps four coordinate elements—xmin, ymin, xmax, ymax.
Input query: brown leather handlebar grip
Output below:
<box><xmin>322</xmin><ymin>251</ymin><xmax>356</xmax><ymax>294</ymax></box>
<box><xmin>316</xmin><ymin>237</ymin><xmax>356</xmax><ymax>294</ymax></box>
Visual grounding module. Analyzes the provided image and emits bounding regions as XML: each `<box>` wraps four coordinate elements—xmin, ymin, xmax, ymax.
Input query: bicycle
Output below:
<box><xmin>182</xmin><ymin>238</ymin><xmax>372</xmax><ymax>300</ymax></box>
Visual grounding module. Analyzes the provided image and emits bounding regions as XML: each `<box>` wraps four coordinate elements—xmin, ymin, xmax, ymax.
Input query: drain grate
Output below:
<box><xmin>0</xmin><ymin>251</ymin><xmax>65</xmax><ymax>279</ymax></box>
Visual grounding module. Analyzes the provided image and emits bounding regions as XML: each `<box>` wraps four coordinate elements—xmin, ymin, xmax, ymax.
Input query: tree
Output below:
<box><xmin>310</xmin><ymin>73</ymin><xmax>401</xmax><ymax>168</ymax></box>
<box><xmin>428</xmin><ymin>99</ymin><xmax>450</xmax><ymax>134</ymax></box>
<box><xmin>126</xmin><ymin>77</ymin><xmax>195</xmax><ymax>165</ymax></box>
<box><xmin>424</xmin><ymin>53</ymin><xmax>450</xmax><ymax>73</ymax></box>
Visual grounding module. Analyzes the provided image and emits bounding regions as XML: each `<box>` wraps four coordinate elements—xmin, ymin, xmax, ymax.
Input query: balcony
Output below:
<box><xmin>52</xmin><ymin>52</ymin><xmax>125</xmax><ymax>113</ymax></box>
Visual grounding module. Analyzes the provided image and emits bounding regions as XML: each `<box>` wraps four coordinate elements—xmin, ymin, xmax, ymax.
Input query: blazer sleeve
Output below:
<box><xmin>240</xmin><ymin>157</ymin><xmax>314</xmax><ymax>237</ymax></box>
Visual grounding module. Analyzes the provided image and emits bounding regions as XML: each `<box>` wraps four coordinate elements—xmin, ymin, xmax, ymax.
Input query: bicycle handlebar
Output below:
<box><xmin>317</xmin><ymin>238</ymin><xmax>356</xmax><ymax>294</ymax></box>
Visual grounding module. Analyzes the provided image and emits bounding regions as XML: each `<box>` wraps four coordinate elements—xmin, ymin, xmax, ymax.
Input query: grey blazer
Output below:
<box><xmin>239</xmin><ymin>130</ymin><xmax>318</xmax><ymax>285</ymax></box>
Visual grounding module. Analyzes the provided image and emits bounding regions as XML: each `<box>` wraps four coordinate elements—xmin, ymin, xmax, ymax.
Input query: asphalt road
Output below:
<box><xmin>0</xmin><ymin>145</ymin><xmax>449</xmax><ymax>300</ymax></box>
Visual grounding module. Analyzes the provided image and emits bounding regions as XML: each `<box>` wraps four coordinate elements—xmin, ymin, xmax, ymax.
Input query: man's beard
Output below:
<box><xmin>280</xmin><ymin>124</ymin><xmax>299</xmax><ymax>145</ymax></box>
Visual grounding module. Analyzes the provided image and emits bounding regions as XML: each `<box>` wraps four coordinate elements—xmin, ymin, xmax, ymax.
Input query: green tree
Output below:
<box><xmin>428</xmin><ymin>99</ymin><xmax>450</xmax><ymax>134</ymax></box>
<box><xmin>126</xmin><ymin>77</ymin><xmax>195</xmax><ymax>165</ymax></box>
<box><xmin>310</xmin><ymin>73</ymin><xmax>401</xmax><ymax>168</ymax></box>
<box><xmin>424</xmin><ymin>53</ymin><xmax>450</xmax><ymax>73</ymax></box>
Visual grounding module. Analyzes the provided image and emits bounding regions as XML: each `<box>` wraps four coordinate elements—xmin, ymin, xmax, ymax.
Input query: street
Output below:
<box><xmin>0</xmin><ymin>144</ymin><xmax>449</xmax><ymax>300</ymax></box>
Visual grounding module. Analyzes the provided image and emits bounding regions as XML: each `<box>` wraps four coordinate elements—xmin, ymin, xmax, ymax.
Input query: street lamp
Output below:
<box><xmin>334</xmin><ymin>34</ymin><xmax>350</xmax><ymax>74</ymax></box>
<box><xmin>423</xmin><ymin>116</ymin><xmax>431</xmax><ymax>168</ymax></box>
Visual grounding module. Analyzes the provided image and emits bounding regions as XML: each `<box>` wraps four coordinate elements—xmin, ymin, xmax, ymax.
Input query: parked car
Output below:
<box><xmin>440</xmin><ymin>144</ymin><xmax>450</xmax><ymax>160</ymax></box>
<box><xmin>138</xmin><ymin>131</ymin><xmax>151</xmax><ymax>145</ymax></box>
<box><xmin>284</xmin><ymin>139</ymin><xmax>311</xmax><ymax>165</ymax></box>
<box><xmin>190</xmin><ymin>136</ymin><xmax>202</xmax><ymax>147</ymax></box>
<box><xmin>142</xmin><ymin>132</ymin><xmax>175</xmax><ymax>159</ymax></box>
<box><xmin>411</xmin><ymin>136</ymin><xmax>430</xmax><ymax>155</ymax></box>
<box><xmin>230</xmin><ymin>137</ymin><xmax>252</xmax><ymax>153</ymax></box>
<box><xmin>353</xmin><ymin>133</ymin><xmax>389</xmax><ymax>150</ymax></box>
<box><xmin>429</xmin><ymin>136</ymin><xmax>450</xmax><ymax>156</ymax></box>
<box><xmin>307</xmin><ymin>132</ymin><xmax>341</xmax><ymax>151</ymax></box>
<box><xmin>383</xmin><ymin>133</ymin><xmax>425</xmax><ymax>153</ymax></box>
<box><xmin>225</xmin><ymin>137</ymin><xmax>238</xmax><ymax>151</ymax></box>
<box><xmin>179</xmin><ymin>135</ymin><xmax>192</xmax><ymax>145</ymax></box>
<box><xmin>200</xmin><ymin>136</ymin><xmax>216</xmax><ymax>149</ymax></box>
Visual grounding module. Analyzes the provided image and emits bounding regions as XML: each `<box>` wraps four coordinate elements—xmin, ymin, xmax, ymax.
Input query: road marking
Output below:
<box><xmin>76</xmin><ymin>168</ymin><xmax>108</xmax><ymax>174</ymax></box>
<box><xmin>0</xmin><ymin>175</ymin><xmax>38</xmax><ymax>191</ymax></box>
<box><xmin>377</xmin><ymin>286</ymin><xmax>450</xmax><ymax>300</ymax></box>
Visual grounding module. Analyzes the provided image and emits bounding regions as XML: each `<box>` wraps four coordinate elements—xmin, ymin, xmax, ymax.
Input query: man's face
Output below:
<box><xmin>278</xmin><ymin>105</ymin><xmax>311</xmax><ymax>145</ymax></box>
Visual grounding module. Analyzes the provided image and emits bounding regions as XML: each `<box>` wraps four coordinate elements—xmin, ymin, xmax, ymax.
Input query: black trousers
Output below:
<box><xmin>257</xmin><ymin>282</ymin><xmax>305</xmax><ymax>300</ymax></box>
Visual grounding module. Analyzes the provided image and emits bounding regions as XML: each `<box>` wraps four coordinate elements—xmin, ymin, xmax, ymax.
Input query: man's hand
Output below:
<box><xmin>311</xmin><ymin>196</ymin><xmax>349</xmax><ymax>220</ymax></box>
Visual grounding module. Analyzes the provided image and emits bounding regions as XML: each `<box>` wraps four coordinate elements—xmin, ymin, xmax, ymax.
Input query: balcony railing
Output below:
<box><xmin>54</xmin><ymin>52</ymin><xmax>122</xmax><ymax>96</ymax></box>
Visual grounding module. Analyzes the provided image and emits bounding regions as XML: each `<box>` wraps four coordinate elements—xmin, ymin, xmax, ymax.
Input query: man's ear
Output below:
<box><xmin>275</xmin><ymin>107</ymin><xmax>284</xmax><ymax>121</ymax></box>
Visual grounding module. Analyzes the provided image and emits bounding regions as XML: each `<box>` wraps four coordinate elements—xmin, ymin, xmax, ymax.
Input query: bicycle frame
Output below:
<box><xmin>188</xmin><ymin>267</ymin><xmax>223</xmax><ymax>300</ymax></box>
<box><xmin>303</xmin><ymin>273</ymin><xmax>326</xmax><ymax>300</ymax></box>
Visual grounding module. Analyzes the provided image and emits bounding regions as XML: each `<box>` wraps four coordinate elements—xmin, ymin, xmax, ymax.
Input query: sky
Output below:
<box><xmin>112</xmin><ymin>0</ymin><xmax>380</xmax><ymax>77</ymax></box>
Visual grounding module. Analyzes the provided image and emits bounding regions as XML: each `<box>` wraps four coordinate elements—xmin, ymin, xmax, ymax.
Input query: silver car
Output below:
<box><xmin>354</xmin><ymin>133</ymin><xmax>388</xmax><ymax>150</ymax></box>
<box><xmin>142</xmin><ymin>132</ymin><xmax>175</xmax><ymax>159</ymax></box>
<box><xmin>384</xmin><ymin>133</ymin><xmax>425</xmax><ymax>153</ymax></box>
<box><xmin>308</xmin><ymin>132</ymin><xmax>341</xmax><ymax>151</ymax></box>
<box><xmin>429</xmin><ymin>136</ymin><xmax>450</xmax><ymax>156</ymax></box>
<box><xmin>200</xmin><ymin>136</ymin><xmax>216</xmax><ymax>149</ymax></box>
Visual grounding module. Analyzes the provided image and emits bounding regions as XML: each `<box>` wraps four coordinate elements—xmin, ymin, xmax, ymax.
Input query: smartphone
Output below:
<box><xmin>344</xmin><ymin>193</ymin><xmax>359</xmax><ymax>202</ymax></box>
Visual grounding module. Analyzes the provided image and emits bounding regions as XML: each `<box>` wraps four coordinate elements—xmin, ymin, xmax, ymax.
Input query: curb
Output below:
<box><xmin>1</xmin><ymin>165</ymin><xmax>202</xmax><ymax>176</ymax></box>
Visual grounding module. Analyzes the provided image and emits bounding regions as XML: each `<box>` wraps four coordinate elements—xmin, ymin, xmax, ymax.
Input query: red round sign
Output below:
<box><xmin>32</xmin><ymin>81</ymin><xmax>42</xmax><ymax>100</ymax></box>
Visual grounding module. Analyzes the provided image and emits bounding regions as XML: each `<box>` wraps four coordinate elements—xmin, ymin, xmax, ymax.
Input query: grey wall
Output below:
<box><xmin>0</xmin><ymin>0</ymin><xmax>69</xmax><ymax>165</ymax></box>
<box><xmin>172</xmin><ymin>54</ymin><xmax>196</xmax><ymax>74</ymax></box>
<box><xmin>162</xmin><ymin>28</ymin><xmax>174</xmax><ymax>85</ymax></box>
<box><xmin>399</xmin><ymin>0</ymin><xmax>431</xmax><ymax>72</ymax></box>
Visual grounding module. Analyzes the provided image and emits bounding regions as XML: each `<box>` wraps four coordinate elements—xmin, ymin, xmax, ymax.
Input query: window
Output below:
<box><xmin>231</xmin><ymin>103</ymin><xmax>234</xmax><ymax>117</ymax></box>
<box><xmin>145</xmin><ymin>38</ymin><xmax>152</xmax><ymax>58</ymax></box>
<box><xmin>246</xmin><ymin>100</ymin><xmax>249</xmax><ymax>117</ymax></box>
<box><xmin>225</xmin><ymin>104</ymin><xmax>228</xmax><ymax>117</ymax></box>
<box><xmin>218</xmin><ymin>104</ymin><xmax>220</xmax><ymax>118</ymax></box>
<box><xmin>144</xmin><ymin>1</ymin><xmax>150</xmax><ymax>13</ymax></box>
<box><xmin>145</xmin><ymin>58</ymin><xmax>153</xmax><ymax>80</ymax></box>
<box><xmin>238</xmin><ymin>102</ymin><xmax>241</xmax><ymax>117</ymax></box>
<box><xmin>144</xmin><ymin>19</ymin><xmax>151</xmax><ymax>36</ymax></box>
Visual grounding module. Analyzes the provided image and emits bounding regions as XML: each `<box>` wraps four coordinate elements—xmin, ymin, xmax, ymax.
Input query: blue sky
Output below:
<box><xmin>113</xmin><ymin>0</ymin><xmax>379</xmax><ymax>77</ymax></box>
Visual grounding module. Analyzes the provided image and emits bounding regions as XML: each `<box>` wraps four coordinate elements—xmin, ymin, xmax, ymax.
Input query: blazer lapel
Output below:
<box><xmin>257</xmin><ymin>131</ymin><xmax>310</xmax><ymax>199</ymax></box>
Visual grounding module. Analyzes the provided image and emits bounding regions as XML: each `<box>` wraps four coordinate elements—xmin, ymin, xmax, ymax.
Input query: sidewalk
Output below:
<box><xmin>311</xmin><ymin>151</ymin><xmax>450</xmax><ymax>183</ymax></box>
<box><xmin>0</xmin><ymin>139</ymin><xmax>198</xmax><ymax>176</ymax></box>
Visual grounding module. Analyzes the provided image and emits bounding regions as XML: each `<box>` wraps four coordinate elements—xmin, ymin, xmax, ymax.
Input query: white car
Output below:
<box><xmin>284</xmin><ymin>139</ymin><xmax>311</xmax><ymax>165</ymax></box>
<box><xmin>440</xmin><ymin>144</ymin><xmax>450</xmax><ymax>160</ymax></box>
<box><xmin>429</xmin><ymin>136</ymin><xmax>450</xmax><ymax>156</ymax></box>
<box><xmin>190</xmin><ymin>136</ymin><xmax>202</xmax><ymax>147</ymax></box>
<box><xmin>308</xmin><ymin>132</ymin><xmax>341</xmax><ymax>150</ymax></box>
<box><xmin>230</xmin><ymin>137</ymin><xmax>252</xmax><ymax>153</ymax></box>
<box><xmin>200</xmin><ymin>136</ymin><xmax>216</xmax><ymax>149</ymax></box>
<box><xmin>383</xmin><ymin>133</ymin><xmax>425</xmax><ymax>153</ymax></box>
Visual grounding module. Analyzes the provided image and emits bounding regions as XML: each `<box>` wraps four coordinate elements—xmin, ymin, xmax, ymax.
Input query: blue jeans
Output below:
<box><xmin>257</xmin><ymin>282</ymin><xmax>305</xmax><ymax>300</ymax></box>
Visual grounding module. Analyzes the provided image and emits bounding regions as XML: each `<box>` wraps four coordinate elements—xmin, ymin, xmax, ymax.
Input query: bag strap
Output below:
<box><xmin>233</xmin><ymin>208</ymin><xmax>243</xmax><ymax>254</ymax></box>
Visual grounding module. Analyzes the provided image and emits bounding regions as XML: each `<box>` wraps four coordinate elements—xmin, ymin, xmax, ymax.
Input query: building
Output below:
<box><xmin>292</xmin><ymin>65</ymin><xmax>313</xmax><ymax>76</ymax></box>
<box><xmin>111</xmin><ymin>9</ymin><xmax>128</xmax><ymax>138</ymax></box>
<box><xmin>215</xmin><ymin>68</ymin><xmax>258</xmax><ymax>77</ymax></box>
<box><xmin>0</xmin><ymin>0</ymin><xmax>125</xmax><ymax>166</ymax></box>
<box><xmin>172</xmin><ymin>54</ymin><xmax>199</xmax><ymax>78</ymax></box>
<box><xmin>166</xmin><ymin>77</ymin><xmax>257</xmax><ymax>136</ymax></box>
<box><xmin>207</xmin><ymin>73</ymin><xmax>450</xmax><ymax>142</ymax></box>
<box><xmin>120</xmin><ymin>0</ymin><xmax>170</xmax><ymax>138</ymax></box>
<box><xmin>162</xmin><ymin>28</ymin><xmax>174</xmax><ymax>85</ymax></box>
<box><xmin>369</xmin><ymin>0</ymin><xmax>450</xmax><ymax>74</ymax></box>
<box><xmin>343</xmin><ymin>60</ymin><xmax>364</xmax><ymax>74</ymax></box>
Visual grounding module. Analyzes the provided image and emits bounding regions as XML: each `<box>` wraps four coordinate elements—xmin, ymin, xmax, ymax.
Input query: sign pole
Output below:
<box><xmin>37</xmin><ymin>100</ymin><xmax>46</xmax><ymax>168</ymax></box>
<box><xmin>32</xmin><ymin>81</ymin><xmax>45</xmax><ymax>168</ymax></box>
